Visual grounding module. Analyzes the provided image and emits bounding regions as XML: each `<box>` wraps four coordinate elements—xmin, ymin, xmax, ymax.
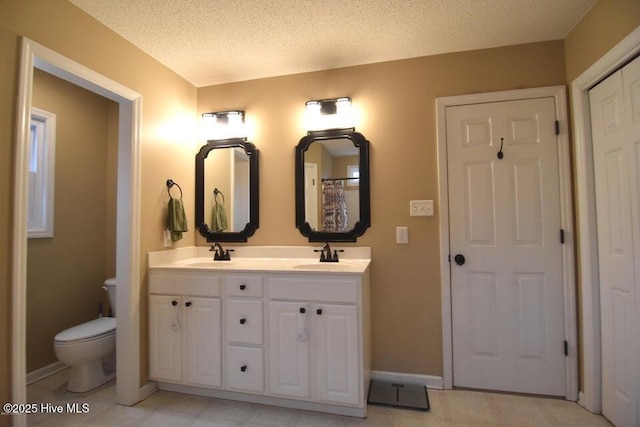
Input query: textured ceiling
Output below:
<box><xmin>69</xmin><ymin>0</ymin><xmax>596</xmax><ymax>87</ymax></box>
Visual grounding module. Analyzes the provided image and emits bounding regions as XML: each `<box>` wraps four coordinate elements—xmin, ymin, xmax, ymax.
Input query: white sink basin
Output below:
<box><xmin>292</xmin><ymin>263</ymin><xmax>353</xmax><ymax>271</ymax></box>
<box><xmin>181</xmin><ymin>261</ymin><xmax>237</xmax><ymax>268</ymax></box>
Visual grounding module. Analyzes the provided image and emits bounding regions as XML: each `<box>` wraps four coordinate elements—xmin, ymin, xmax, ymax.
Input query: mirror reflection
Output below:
<box><xmin>195</xmin><ymin>139</ymin><xmax>259</xmax><ymax>242</ymax></box>
<box><xmin>203</xmin><ymin>147</ymin><xmax>250</xmax><ymax>232</ymax></box>
<box><xmin>295</xmin><ymin>129</ymin><xmax>370</xmax><ymax>242</ymax></box>
<box><xmin>303</xmin><ymin>138</ymin><xmax>360</xmax><ymax>232</ymax></box>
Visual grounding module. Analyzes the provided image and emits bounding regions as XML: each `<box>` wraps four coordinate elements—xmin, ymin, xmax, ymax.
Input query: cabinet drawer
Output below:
<box><xmin>150</xmin><ymin>273</ymin><xmax>221</xmax><ymax>297</ymax></box>
<box><xmin>226</xmin><ymin>275</ymin><xmax>264</xmax><ymax>297</ymax></box>
<box><xmin>226</xmin><ymin>300</ymin><xmax>263</xmax><ymax>345</ymax></box>
<box><xmin>269</xmin><ymin>276</ymin><xmax>359</xmax><ymax>303</ymax></box>
<box><xmin>226</xmin><ymin>346</ymin><xmax>264</xmax><ymax>393</ymax></box>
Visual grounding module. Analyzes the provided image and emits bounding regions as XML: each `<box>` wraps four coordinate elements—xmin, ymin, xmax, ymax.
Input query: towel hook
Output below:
<box><xmin>497</xmin><ymin>137</ymin><xmax>505</xmax><ymax>160</ymax></box>
<box><xmin>166</xmin><ymin>179</ymin><xmax>183</xmax><ymax>199</ymax></box>
<box><xmin>213</xmin><ymin>188</ymin><xmax>225</xmax><ymax>204</ymax></box>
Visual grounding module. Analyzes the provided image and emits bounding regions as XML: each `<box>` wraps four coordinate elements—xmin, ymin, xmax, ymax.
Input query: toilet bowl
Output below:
<box><xmin>54</xmin><ymin>278</ymin><xmax>117</xmax><ymax>392</ymax></box>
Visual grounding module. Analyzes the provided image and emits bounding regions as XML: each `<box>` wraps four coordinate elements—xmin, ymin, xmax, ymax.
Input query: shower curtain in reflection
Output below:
<box><xmin>322</xmin><ymin>180</ymin><xmax>348</xmax><ymax>231</ymax></box>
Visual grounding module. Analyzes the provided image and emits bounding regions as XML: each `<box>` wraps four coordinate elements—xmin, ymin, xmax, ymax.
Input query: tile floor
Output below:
<box><xmin>24</xmin><ymin>370</ymin><xmax>611</xmax><ymax>426</ymax></box>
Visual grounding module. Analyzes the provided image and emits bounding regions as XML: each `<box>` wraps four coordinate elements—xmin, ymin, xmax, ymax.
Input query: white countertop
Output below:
<box><xmin>148</xmin><ymin>246</ymin><xmax>371</xmax><ymax>275</ymax></box>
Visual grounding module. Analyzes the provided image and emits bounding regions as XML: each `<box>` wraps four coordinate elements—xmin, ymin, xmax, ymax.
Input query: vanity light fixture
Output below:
<box><xmin>202</xmin><ymin>110</ymin><xmax>247</xmax><ymax>140</ymax></box>
<box><xmin>304</xmin><ymin>97</ymin><xmax>354</xmax><ymax>132</ymax></box>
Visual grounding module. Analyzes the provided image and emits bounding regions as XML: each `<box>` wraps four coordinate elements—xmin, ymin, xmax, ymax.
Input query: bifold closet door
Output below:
<box><xmin>589</xmin><ymin>55</ymin><xmax>640</xmax><ymax>427</ymax></box>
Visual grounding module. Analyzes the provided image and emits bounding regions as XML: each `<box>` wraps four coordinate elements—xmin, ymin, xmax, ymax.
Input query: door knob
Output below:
<box><xmin>454</xmin><ymin>254</ymin><xmax>466</xmax><ymax>266</ymax></box>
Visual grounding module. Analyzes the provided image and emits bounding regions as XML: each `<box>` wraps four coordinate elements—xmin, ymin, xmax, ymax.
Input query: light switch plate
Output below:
<box><xmin>410</xmin><ymin>200</ymin><xmax>434</xmax><ymax>217</ymax></box>
<box><xmin>396</xmin><ymin>226</ymin><xmax>408</xmax><ymax>244</ymax></box>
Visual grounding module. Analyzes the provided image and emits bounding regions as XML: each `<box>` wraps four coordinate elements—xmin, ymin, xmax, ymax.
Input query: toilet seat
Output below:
<box><xmin>54</xmin><ymin>317</ymin><xmax>116</xmax><ymax>345</ymax></box>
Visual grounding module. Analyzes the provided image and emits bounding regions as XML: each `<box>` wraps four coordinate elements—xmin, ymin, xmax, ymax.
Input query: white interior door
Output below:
<box><xmin>589</xmin><ymin>55</ymin><xmax>640</xmax><ymax>427</ymax></box>
<box><xmin>304</xmin><ymin>163</ymin><xmax>318</xmax><ymax>230</ymax></box>
<box><xmin>447</xmin><ymin>97</ymin><xmax>566</xmax><ymax>395</ymax></box>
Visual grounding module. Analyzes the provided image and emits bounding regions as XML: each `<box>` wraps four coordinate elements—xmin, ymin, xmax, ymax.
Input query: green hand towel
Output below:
<box><xmin>212</xmin><ymin>202</ymin><xmax>228</xmax><ymax>232</ymax></box>
<box><xmin>168</xmin><ymin>198</ymin><xmax>188</xmax><ymax>242</ymax></box>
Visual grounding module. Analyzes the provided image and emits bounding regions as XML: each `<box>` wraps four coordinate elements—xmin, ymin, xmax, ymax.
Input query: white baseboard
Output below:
<box><xmin>578</xmin><ymin>391</ymin><xmax>586</xmax><ymax>408</ymax></box>
<box><xmin>158</xmin><ymin>382</ymin><xmax>366</xmax><ymax>417</ymax></box>
<box><xmin>137</xmin><ymin>381</ymin><xmax>158</xmax><ymax>403</ymax></box>
<box><xmin>26</xmin><ymin>361</ymin><xmax>67</xmax><ymax>385</ymax></box>
<box><xmin>371</xmin><ymin>370</ymin><xmax>444</xmax><ymax>390</ymax></box>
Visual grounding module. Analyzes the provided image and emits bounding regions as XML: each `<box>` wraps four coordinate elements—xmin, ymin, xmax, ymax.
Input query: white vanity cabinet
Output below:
<box><xmin>268</xmin><ymin>274</ymin><xmax>366</xmax><ymax>408</ymax></box>
<box><xmin>149</xmin><ymin>273</ymin><xmax>222</xmax><ymax>388</ymax></box>
<box><xmin>147</xmin><ymin>249</ymin><xmax>370</xmax><ymax>418</ymax></box>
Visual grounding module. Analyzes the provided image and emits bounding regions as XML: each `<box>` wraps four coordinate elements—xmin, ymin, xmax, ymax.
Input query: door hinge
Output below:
<box><xmin>560</xmin><ymin>229</ymin><xmax>565</xmax><ymax>244</ymax></box>
<box><xmin>448</xmin><ymin>254</ymin><xmax>451</xmax><ymax>263</ymax></box>
<box><xmin>564</xmin><ymin>340</ymin><xmax>568</xmax><ymax>356</ymax></box>
<box><xmin>555</xmin><ymin>120</ymin><xmax>560</xmax><ymax>135</ymax></box>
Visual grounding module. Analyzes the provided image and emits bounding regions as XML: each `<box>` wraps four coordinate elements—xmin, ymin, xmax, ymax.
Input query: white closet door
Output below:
<box><xmin>589</xmin><ymin>55</ymin><xmax>640</xmax><ymax>427</ymax></box>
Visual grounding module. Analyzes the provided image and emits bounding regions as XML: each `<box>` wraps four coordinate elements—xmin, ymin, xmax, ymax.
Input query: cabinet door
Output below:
<box><xmin>184</xmin><ymin>297</ymin><xmax>222</xmax><ymax>387</ymax></box>
<box><xmin>269</xmin><ymin>301</ymin><xmax>310</xmax><ymax>398</ymax></box>
<box><xmin>149</xmin><ymin>295</ymin><xmax>182</xmax><ymax>382</ymax></box>
<box><xmin>316</xmin><ymin>304</ymin><xmax>360</xmax><ymax>405</ymax></box>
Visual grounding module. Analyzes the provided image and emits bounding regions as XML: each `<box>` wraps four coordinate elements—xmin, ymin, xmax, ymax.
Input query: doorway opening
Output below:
<box><xmin>12</xmin><ymin>38</ymin><xmax>146</xmax><ymax>425</ymax></box>
<box><xmin>435</xmin><ymin>86</ymin><xmax>577</xmax><ymax>400</ymax></box>
<box><xmin>571</xmin><ymin>26</ymin><xmax>640</xmax><ymax>417</ymax></box>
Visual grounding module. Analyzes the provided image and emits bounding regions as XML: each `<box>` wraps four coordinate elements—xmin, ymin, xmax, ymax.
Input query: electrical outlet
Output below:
<box><xmin>163</xmin><ymin>229</ymin><xmax>173</xmax><ymax>247</ymax></box>
<box><xmin>410</xmin><ymin>200</ymin><xmax>434</xmax><ymax>217</ymax></box>
<box><xmin>396</xmin><ymin>226</ymin><xmax>409</xmax><ymax>244</ymax></box>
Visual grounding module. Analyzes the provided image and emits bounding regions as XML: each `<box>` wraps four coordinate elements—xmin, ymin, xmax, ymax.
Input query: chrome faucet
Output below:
<box><xmin>314</xmin><ymin>242</ymin><xmax>344</xmax><ymax>263</ymax></box>
<box><xmin>209</xmin><ymin>242</ymin><xmax>234</xmax><ymax>261</ymax></box>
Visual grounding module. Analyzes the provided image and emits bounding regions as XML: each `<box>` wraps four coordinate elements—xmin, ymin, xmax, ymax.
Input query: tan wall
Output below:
<box><xmin>0</xmin><ymin>25</ymin><xmax>19</xmax><ymax>420</ymax></box>
<box><xmin>197</xmin><ymin>40</ymin><xmax>567</xmax><ymax>375</ymax></box>
<box><xmin>26</xmin><ymin>69</ymin><xmax>116</xmax><ymax>372</ymax></box>
<box><xmin>565</xmin><ymin>0</ymin><xmax>640</xmax><ymax>83</ymax></box>
<box><xmin>0</xmin><ymin>0</ymin><xmax>197</xmax><ymax>410</ymax></box>
<box><xmin>564</xmin><ymin>0</ymin><xmax>640</xmax><ymax>393</ymax></box>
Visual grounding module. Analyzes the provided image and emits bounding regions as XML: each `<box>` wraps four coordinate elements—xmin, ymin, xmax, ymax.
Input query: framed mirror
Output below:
<box><xmin>295</xmin><ymin>129</ymin><xmax>370</xmax><ymax>242</ymax></box>
<box><xmin>196</xmin><ymin>138</ymin><xmax>259</xmax><ymax>242</ymax></box>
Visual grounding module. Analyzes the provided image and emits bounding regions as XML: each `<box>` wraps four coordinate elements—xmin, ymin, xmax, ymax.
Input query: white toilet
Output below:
<box><xmin>54</xmin><ymin>277</ymin><xmax>117</xmax><ymax>392</ymax></box>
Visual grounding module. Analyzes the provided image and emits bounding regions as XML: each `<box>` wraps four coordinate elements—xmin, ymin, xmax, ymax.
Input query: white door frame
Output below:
<box><xmin>12</xmin><ymin>38</ymin><xmax>147</xmax><ymax>427</ymax></box>
<box><xmin>570</xmin><ymin>26</ymin><xmax>640</xmax><ymax>414</ymax></box>
<box><xmin>436</xmin><ymin>86</ymin><xmax>578</xmax><ymax>400</ymax></box>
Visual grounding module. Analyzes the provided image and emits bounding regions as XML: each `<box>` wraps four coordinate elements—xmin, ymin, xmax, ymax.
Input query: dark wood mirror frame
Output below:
<box><xmin>295</xmin><ymin>128</ymin><xmax>370</xmax><ymax>242</ymax></box>
<box><xmin>196</xmin><ymin>138</ymin><xmax>259</xmax><ymax>242</ymax></box>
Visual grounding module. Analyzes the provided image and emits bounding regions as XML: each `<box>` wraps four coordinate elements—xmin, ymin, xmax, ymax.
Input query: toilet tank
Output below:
<box><xmin>105</xmin><ymin>277</ymin><xmax>117</xmax><ymax>316</ymax></box>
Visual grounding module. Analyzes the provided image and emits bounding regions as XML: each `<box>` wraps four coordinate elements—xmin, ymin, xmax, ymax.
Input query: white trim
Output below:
<box><xmin>12</xmin><ymin>38</ymin><xmax>143</xmax><ymax>427</ymax></box>
<box><xmin>570</xmin><ymin>25</ymin><xmax>640</xmax><ymax>414</ymax></box>
<box><xmin>26</xmin><ymin>362</ymin><xmax>67</xmax><ymax>386</ymax></box>
<box><xmin>435</xmin><ymin>86</ymin><xmax>577</xmax><ymax>400</ymax></box>
<box><xmin>138</xmin><ymin>381</ymin><xmax>159</xmax><ymax>402</ymax></box>
<box><xmin>371</xmin><ymin>370</ymin><xmax>444</xmax><ymax>390</ymax></box>
<box><xmin>27</xmin><ymin>107</ymin><xmax>56</xmax><ymax>238</ymax></box>
<box><xmin>578</xmin><ymin>391</ymin><xmax>588</xmax><ymax>410</ymax></box>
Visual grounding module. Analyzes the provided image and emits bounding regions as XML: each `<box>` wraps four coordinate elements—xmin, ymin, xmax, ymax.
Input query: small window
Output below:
<box><xmin>347</xmin><ymin>164</ymin><xmax>359</xmax><ymax>187</ymax></box>
<box><xmin>28</xmin><ymin>107</ymin><xmax>56</xmax><ymax>238</ymax></box>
